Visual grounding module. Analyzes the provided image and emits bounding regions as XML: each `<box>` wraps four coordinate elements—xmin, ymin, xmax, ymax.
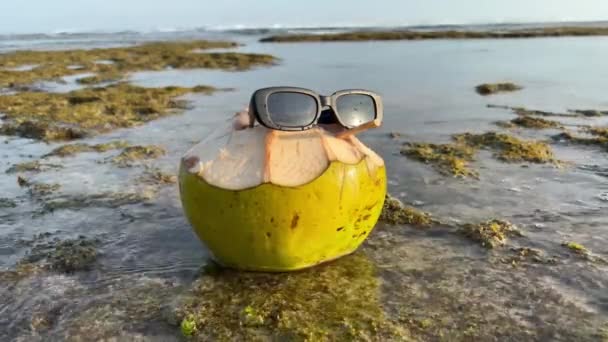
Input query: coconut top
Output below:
<box><xmin>182</xmin><ymin>113</ymin><xmax>384</xmax><ymax>190</ymax></box>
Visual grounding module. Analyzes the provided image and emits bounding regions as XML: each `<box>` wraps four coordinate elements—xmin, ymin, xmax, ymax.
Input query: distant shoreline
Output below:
<box><xmin>260</xmin><ymin>26</ymin><xmax>608</xmax><ymax>43</ymax></box>
<box><xmin>3</xmin><ymin>20</ymin><xmax>608</xmax><ymax>39</ymax></box>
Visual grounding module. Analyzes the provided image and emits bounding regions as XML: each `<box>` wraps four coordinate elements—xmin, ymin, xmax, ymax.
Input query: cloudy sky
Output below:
<box><xmin>1</xmin><ymin>0</ymin><xmax>607</xmax><ymax>33</ymax></box>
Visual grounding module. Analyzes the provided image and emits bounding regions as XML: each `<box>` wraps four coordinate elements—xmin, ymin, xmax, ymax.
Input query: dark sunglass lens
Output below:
<box><xmin>267</xmin><ymin>92</ymin><xmax>317</xmax><ymax>127</ymax></box>
<box><xmin>336</xmin><ymin>94</ymin><xmax>376</xmax><ymax>127</ymax></box>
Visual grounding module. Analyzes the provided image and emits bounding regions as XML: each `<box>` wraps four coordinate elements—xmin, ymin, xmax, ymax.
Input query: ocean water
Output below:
<box><xmin>1</xmin><ymin>28</ymin><xmax>608</xmax><ymax>340</ymax></box>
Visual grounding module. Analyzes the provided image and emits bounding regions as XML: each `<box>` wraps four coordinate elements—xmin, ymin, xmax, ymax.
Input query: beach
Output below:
<box><xmin>1</xmin><ymin>25</ymin><xmax>608</xmax><ymax>340</ymax></box>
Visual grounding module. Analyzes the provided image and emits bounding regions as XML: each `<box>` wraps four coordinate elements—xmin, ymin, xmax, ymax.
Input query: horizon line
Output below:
<box><xmin>1</xmin><ymin>19</ymin><xmax>608</xmax><ymax>36</ymax></box>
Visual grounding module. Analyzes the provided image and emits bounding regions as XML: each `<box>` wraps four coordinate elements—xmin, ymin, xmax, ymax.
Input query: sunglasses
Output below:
<box><xmin>248</xmin><ymin>87</ymin><xmax>383</xmax><ymax>134</ymax></box>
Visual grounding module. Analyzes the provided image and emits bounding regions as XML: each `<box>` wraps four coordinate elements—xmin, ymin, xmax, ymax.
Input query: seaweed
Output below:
<box><xmin>499</xmin><ymin>247</ymin><xmax>558</xmax><ymax>267</ymax></box>
<box><xmin>562</xmin><ymin>241</ymin><xmax>588</xmax><ymax>254</ymax></box>
<box><xmin>0</xmin><ymin>120</ymin><xmax>89</xmax><ymax>141</ymax></box>
<box><xmin>379</xmin><ymin>194</ymin><xmax>434</xmax><ymax>226</ymax></box>
<box><xmin>43</xmin><ymin>140</ymin><xmax>130</xmax><ymax>158</ymax></box>
<box><xmin>21</xmin><ymin>236</ymin><xmax>99</xmax><ymax>273</ymax></box>
<box><xmin>0</xmin><ymin>40</ymin><xmax>275</xmax><ymax>89</ymax></box>
<box><xmin>39</xmin><ymin>190</ymin><xmax>157</xmax><ymax>214</ymax></box>
<box><xmin>260</xmin><ymin>27</ymin><xmax>608</xmax><ymax>43</ymax></box>
<box><xmin>454</xmin><ymin>132</ymin><xmax>555</xmax><ymax>163</ymax></box>
<box><xmin>488</xmin><ymin>104</ymin><xmax>607</xmax><ymax>118</ymax></box>
<box><xmin>587</xmin><ymin>126</ymin><xmax>608</xmax><ymax>139</ymax></box>
<box><xmin>27</xmin><ymin>182</ymin><xmax>61</xmax><ymax>198</ymax></box>
<box><xmin>496</xmin><ymin>116</ymin><xmax>563</xmax><ymax>129</ymax></box>
<box><xmin>5</xmin><ymin>160</ymin><xmax>63</xmax><ymax>174</ymax></box>
<box><xmin>136</xmin><ymin>168</ymin><xmax>177</xmax><ymax>185</ymax></box>
<box><xmin>568</xmin><ymin>109</ymin><xmax>608</xmax><ymax>117</ymax></box>
<box><xmin>402</xmin><ymin>132</ymin><xmax>554</xmax><ymax>177</ymax></box>
<box><xmin>180</xmin><ymin>315</ymin><xmax>198</xmax><ymax>337</ymax></box>
<box><xmin>0</xmin><ymin>197</ymin><xmax>17</xmax><ymax>208</ymax></box>
<box><xmin>28</xmin><ymin>306</ymin><xmax>62</xmax><ymax>334</ymax></box>
<box><xmin>0</xmin><ymin>84</ymin><xmax>214</xmax><ymax>141</ymax></box>
<box><xmin>16</xmin><ymin>176</ymin><xmax>61</xmax><ymax>198</ymax></box>
<box><xmin>171</xmin><ymin>254</ymin><xmax>408</xmax><ymax>340</ymax></box>
<box><xmin>111</xmin><ymin>145</ymin><xmax>166</xmax><ymax>167</ymax></box>
<box><xmin>551</xmin><ymin>131</ymin><xmax>608</xmax><ymax>149</ymax></box>
<box><xmin>0</xmin><ymin>41</ymin><xmax>277</xmax><ymax>141</ymax></box>
<box><xmin>401</xmin><ymin>142</ymin><xmax>478</xmax><ymax>178</ymax></box>
<box><xmin>64</xmin><ymin>278</ymin><xmax>177</xmax><ymax>340</ymax></box>
<box><xmin>0</xmin><ymin>263</ymin><xmax>43</xmax><ymax>283</ymax></box>
<box><xmin>459</xmin><ymin>219</ymin><xmax>522</xmax><ymax>248</ymax></box>
<box><xmin>17</xmin><ymin>175</ymin><xmax>28</xmax><ymax>187</ymax></box>
<box><xmin>476</xmin><ymin>82</ymin><xmax>522</xmax><ymax>96</ymax></box>
<box><xmin>561</xmin><ymin>241</ymin><xmax>607</xmax><ymax>264</ymax></box>
<box><xmin>385</xmin><ymin>262</ymin><xmax>602</xmax><ymax>341</ymax></box>
<box><xmin>1</xmin><ymin>235</ymin><xmax>99</xmax><ymax>282</ymax></box>
<box><xmin>75</xmin><ymin>72</ymin><xmax>123</xmax><ymax>85</ymax></box>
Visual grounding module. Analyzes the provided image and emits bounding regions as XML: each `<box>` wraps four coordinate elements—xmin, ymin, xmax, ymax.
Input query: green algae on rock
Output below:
<box><xmin>172</xmin><ymin>253</ymin><xmax>408</xmax><ymax>341</ymax></box>
<box><xmin>0</xmin><ymin>197</ymin><xmax>17</xmax><ymax>208</ymax></box>
<box><xmin>402</xmin><ymin>132</ymin><xmax>555</xmax><ymax>177</ymax></box>
<box><xmin>1</xmin><ymin>236</ymin><xmax>100</xmax><ymax>279</ymax></box>
<box><xmin>180</xmin><ymin>315</ymin><xmax>198</xmax><ymax>337</ymax></box>
<box><xmin>454</xmin><ymin>132</ymin><xmax>555</xmax><ymax>163</ymax></box>
<box><xmin>379</xmin><ymin>194</ymin><xmax>434</xmax><ymax>226</ymax></box>
<box><xmin>27</xmin><ymin>182</ymin><xmax>62</xmax><ymax>198</ymax></box>
<box><xmin>498</xmin><ymin>247</ymin><xmax>558</xmax><ymax>267</ymax></box>
<box><xmin>136</xmin><ymin>168</ymin><xmax>177</xmax><ymax>185</ymax></box>
<box><xmin>5</xmin><ymin>160</ymin><xmax>63</xmax><ymax>174</ymax></box>
<box><xmin>601</xmin><ymin>324</ymin><xmax>608</xmax><ymax>342</ymax></box>
<box><xmin>43</xmin><ymin>140</ymin><xmax>130</xmax><ymax>158</ymax></box>
<box><xmin>0</xmin><ymin>84</ymin><xmax>214</xmax><ymax>141</ymax></box>
<box><xmin>0</xmin><ymin>40</ymin><xmax>276</xmax><ymax>89</ymax></box>
<box><xmin>16</xmin><ymin>176</ymin><xmax>61</xmax><ymax>198</ymax></box>
<box><xmin>0</xmin><ymin>121</ymin><xmax>89</xmax><ymax>142</ymax></box>
<box><xmin>63</xmin><ymin>278</ymin><xmax>177</xmax><ymax>340</ymax></box>
<box><xmin>0</xmin><ymin>263</ymin><xmax>43</xmax><ymax>284</ymax></box>
<box><xmin>39</xmin><ymin>189</ymin><xmax>157</xmax><ymax>214</ymax></box>
<box><xmin>496</xmin><ymin>116</ymin><xmax>563</xmax><ymax>130</ymax></box>
<box><xmin>551</xmin><ymin>131</ymin><xmax>608</xmax><ymax>149</ymax></box>
<box><xmin>22</xmin><ymin>236</ymin><xmax>98</xmax><ymax>273</ymax></box>
<box><xmin>260</xmin><ymin>26</ymin><xmax>608</xmax><ymax>43</ymax></box>
<box><xmin>459</xmin><ymin>219</ymin><xmax>522</xmax><ymax>248</ymax></box>
<box><xmin>475</xmin><ymin>82</ymin><xmax>522</xmax><ymax>95</ymax></box>
<box><xmin>587</xmin><ymin>126</ymin><xmax>608</xmax><ymax>139</ymax></box>
<box><xmin>111</xmin><ymin>145</ymin><xmax>166</xmax><ymax>167</ymax></box>
<box><xmin>562</xmin><ymin>241</ymin><xmax>588</xmax><ymax>254</ymax></box>
<box><xmin>488</xmin><ymin>104</ymin><xmax>608</xmax><ymax>118</ymax></box>
<box><xmin>561</xmin><ymin>241</ymin><xmax>607</xmax><ymax>264</ymax></box>
<box><xmin>569</xmin><ymin>109</ymin><xmax>608</xmax><ymax>117</ymax></box>
<box><xmin>487</xmin><ymin>104</ymin><xmax>571</xmax><ymax>117</ymax></box>
<box><xmin>382</xmin><ymin>260</ymin><xmax>604</xmax><ymax>341</ymax></box>
<box><xmin>401</xmin><ymin>141</ymin><xmax>478</xmax><ymax>178</ymax></box>
<box><xmin>75</xmin><ymin>72</ymin><xmax>124</xmax><ymax>86</ymax></box>
<box><xmin>28</xmin><ymin>306</ymin><xmax>63</xmax><ymax>334</ymax></box>
<box><xmin>17</xmin><ymin>175</ymin><xmax>28</xmax><ymax>187</ymax></box>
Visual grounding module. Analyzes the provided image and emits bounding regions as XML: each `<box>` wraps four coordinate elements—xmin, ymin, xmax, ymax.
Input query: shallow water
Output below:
<box><xmin>1</xmin><ymin>32</ymin><xmax>608</xmax><ymax>340</ymax></box>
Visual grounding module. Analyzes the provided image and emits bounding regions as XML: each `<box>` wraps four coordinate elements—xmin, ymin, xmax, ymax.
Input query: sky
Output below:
<box><xmin>1</xmin><ymin>0</ymin><xmax>608</xmax><ymax>34</ymax></box>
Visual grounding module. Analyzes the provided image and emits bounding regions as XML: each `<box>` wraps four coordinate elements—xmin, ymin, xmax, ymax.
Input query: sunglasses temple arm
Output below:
<box><xmin>335</xmin><ymin>119</ymin><xmax>381</xmax><ymax>139</ymax></box>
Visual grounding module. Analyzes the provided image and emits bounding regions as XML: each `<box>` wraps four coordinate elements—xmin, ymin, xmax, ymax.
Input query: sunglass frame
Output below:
<box><xmin>249</xmin><ymin>86</ymin><xmax>383</xmax><ymax>131</ymax></box>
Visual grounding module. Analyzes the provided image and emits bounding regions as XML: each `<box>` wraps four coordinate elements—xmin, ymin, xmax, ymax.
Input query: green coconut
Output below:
<box><xmin>179</xmin><ymin>114</ymin><xmax>386</xmax><ymax>271</ymax></box>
